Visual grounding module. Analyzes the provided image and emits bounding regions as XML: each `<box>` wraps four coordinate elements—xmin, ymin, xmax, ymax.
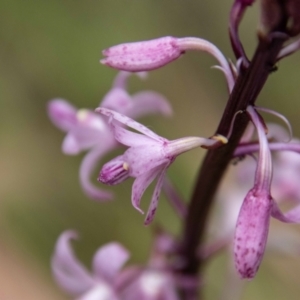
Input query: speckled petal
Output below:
<box><xmin>131</xmin><ymin>166</ymin><xmax>163</xmax><ymax>214</ymax></box>
<box><xmin>144</xmin><ymin>165</ymin><xmax>169</xmax><ymax>225</ymax></box>
<box><xmin>51</xmin><ymin>231</ymin><xmax>94</xmax><ymax>295</ymax></box>
<box><xmin>93</xmin><ymin>242</ymin><xmax>130</xmax><ymax>282</ymax></box>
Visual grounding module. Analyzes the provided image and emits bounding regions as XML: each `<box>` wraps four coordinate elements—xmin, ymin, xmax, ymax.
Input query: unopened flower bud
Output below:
<box><xmin>234</xmin><ymin>189</ymin><xmax>272</xmax><ymax>279</ymax></box>
<box><xmin>101</xmin><ymin>36</ymin><xmax>183</xmax><ymax>72</ymax></box>
<box><xmin>286</xmin><ymin>0</ymin><xmax>300</xmax><ymax>36</ymax></box>
<box><xmin>259</xmin><ymin>0</ymin><xmax>300</xmax><ymax>36</ymax></box>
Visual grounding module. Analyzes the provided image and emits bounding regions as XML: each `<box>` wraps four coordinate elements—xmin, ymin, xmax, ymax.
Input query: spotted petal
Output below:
<box><xmin>131</xmin><ymin>166</ymin><xmax>163</xmax><ymax>214</ymax></box>
<box><xmin>144</xmin><ymin>164</ymin><xmax>169</xmax><ymax>225</ymax></box>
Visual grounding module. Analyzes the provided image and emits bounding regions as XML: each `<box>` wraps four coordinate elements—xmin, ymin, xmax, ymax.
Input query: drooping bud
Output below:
<box><xmin>259</xmin><ymin>0</ymin><xmax>283</xmax><ymax>36</ymax></box>
<box><xmin>99</xmin><ymin>155</ymin><xmax>130</xmax><ymax>185</ymax></box>
<box><xmin>286</xmin><ymin>0</ymin><xmax>300</xmax><ymax>36</ymax></box>
<box><xmin>101</xmin><ymin>36</ymin><xmax>183</xmax><ymax>72</ymax></box>
<box><xmin>259</xmin><ymin>0</ymin><xmax>300</xmax><ymax>36</ymax></box>
<box><xmin>234</xmin><ymin>188</ymin><xmax>272</xmax><ymax>279</ymax></box>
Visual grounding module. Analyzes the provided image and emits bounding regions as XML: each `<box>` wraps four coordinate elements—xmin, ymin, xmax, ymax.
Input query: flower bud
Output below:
<box><xmin>234</xmin><ymin>189</ymin><xmax>272</xmax><ymax>279</ymax></box>
<box><xmin>259</xmin><ymin>0</ymin><xmax>300</xmax><ymax>36</ymax></box>
<box><xmin>101</xmin><ymin>36</ymin><xmax>183</xmax><ymax>71</ymax></box>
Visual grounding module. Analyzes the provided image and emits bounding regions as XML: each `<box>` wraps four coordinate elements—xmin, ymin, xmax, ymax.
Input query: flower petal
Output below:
<box><xmin>111</xmin><ymin>123</ymin><xmax>155</xmax><ymax>147</ymax></box>
<box><xmin>51</xmin><ymin>231</ymin><xmax>94</xmax><ymax>295</ymax></box>
<box><xmin>96</xmin><ymin>108</ymin><xmax>164</xmax><ymax>142</ymax></box>
<box><xmin>93</xmin><ymin>242</ymin><xmax>130</xmax><ymax>282</ymax></box>
<box><xmin>131</xmin><ymin>166</ymin><xmax>163</xmax><ymax>214</ymax></box>
<box><xmin>48</xmin><ymin>99</ymin><xmax>77</xmax><ymax>132</ymax></box>
<box><xmin>111</xmin><ymin>71</ymin><xmax>132</xmax><ymax>90</ymax></box>
<box><xmin>101</xmin><ymin>88</ymin><xmax>133</xmax><ymax>113</ymax></box>
<box><xmin>144</xmin><ymin>165</ymin><xmax>169</xmax><ymax>225</ymax></box>
<box><xmin>77</xmin><ymin>284</ymin><xmax>119</xmax><ymax>300</ymax></box>
<box><xmin>124</xmin><ymin>145</ymin><xmax>169</xmax><ymax>177</ymax></box>
<box><xmin>271</xmin><ymin>201</ymin><xmax>300</xmax><ymax>223</ymax></box>
<box><xmin>80</xmin><ymin>146</ymin><xmax>115</xmax><ymax>201</ymax></box>
<box><xmin>128</xmin><ymin>91</ymin><xmax>172</xmax><ymax>119</ymax></box>
<box><xmin>62</xmin><ymin>133</ymin><xmax>81</xmax><ymax>155</ymax></box>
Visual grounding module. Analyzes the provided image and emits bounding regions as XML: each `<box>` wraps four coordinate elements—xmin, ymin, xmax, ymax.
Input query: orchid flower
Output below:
<box><xmin>48</xmin><ymin>72</ymin><xmax>171</xmax><ymax>201</ymax></box>
<box><xmin>96</xmin><ymin>108</ymin><xmax>219</xmax><ymax>225</ymax></box>
<box><xmin>122</xmin><ymin>269</ymin><xmax>179</xmax><ymax>300</ymax></box>
<box><xmin>51</xmin><ymin>230</ymin><xmax>130</xmax><ymax>300</ymax></box>
<box><xmin>122</xmin><ymin>231</ymin><xmax>179</xmax><ymax>300</ymax></box>
<box><xmin>234</xmin><ymin>106</ymin><xmax>300</xmax><ymax>279</ymax></box>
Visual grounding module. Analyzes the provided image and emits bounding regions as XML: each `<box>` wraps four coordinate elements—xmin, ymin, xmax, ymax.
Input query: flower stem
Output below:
<box><xmin>177</xmin><ymin>34</ymin><xmax>287</xmax><ymax>299</ymax></box>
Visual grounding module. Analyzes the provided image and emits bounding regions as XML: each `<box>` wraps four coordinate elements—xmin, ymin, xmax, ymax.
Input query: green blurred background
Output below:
<box><xmin>0</xmin><ymin>0</ymin><xmax>300</xmax><ymax>299</ymax></box>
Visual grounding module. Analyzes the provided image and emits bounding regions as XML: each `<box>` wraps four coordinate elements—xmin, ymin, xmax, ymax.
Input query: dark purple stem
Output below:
<box><xmin>177</xmin><ymin>33</ymin><xmax>287</xmax><ymax>299</ymax></box>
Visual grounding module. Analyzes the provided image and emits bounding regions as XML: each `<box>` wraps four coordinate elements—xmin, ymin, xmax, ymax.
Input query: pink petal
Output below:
<box><xmin>111</xmin><ymin>123</ymin><xmax>155</xmax><ymax>147</ymax></box>
<box><xmin>80</xmin><ymin>146</ymin><xmax>115</xmax><ymax>201</ymax></box>
<box><xmin>111</xmin><ymin>71</ymin><xmax>132</xmax><ymax>90</ymax></box>
<box><xmin>51</xmin><ymin>231</ymin><xmax>94</xmax><ymax>295</ymax></box>
<box><xmin>271</xmin><ymin>201</ymin><xmax>300</xmax><ymax>223</ymax></box>
<box><xmin>77</xmin><ymin>284</ymin><xmax>119</xmax><ymax>300</ymax></box>
<box><xmin>144</xmin><ymin>165</ymin><xmax>169</xmax><ymax>225</ymax></box>
<box><xmin>96</xmin><ymin>108</ymin><xmax>165</xmax><ymax>142</ymax></box>
<box><xmin>62</xmin><ymin>133</ymin><xmax>81</xmax><ymax>155</ymax></box>
<box><xmin>101</xmin><ymin>88</ymin><xmax>132</xmax><ymax>113</ymax></box>
<box><xmin>131</xmin><ymin>166</ymin><xmax>162</xmax><ymax>214</ymax></box>
<box><xmin>124</xmin><ymin>145</ymin><xmax>169</xmax><ymax>177</ymax></box>
<box><xmin>92</xmin><ymin>242</ymin><xmax>130</xmax><ymax>282</ymax></box>
<box><xmin>48</xmin><ymin>99</ymin><xmax>77</xmax><ymax>131</ymax></box>
<box><xmin>128</xmin><ymin>91</ymin><xmax>172</xmax><ymax>119</ymax></box>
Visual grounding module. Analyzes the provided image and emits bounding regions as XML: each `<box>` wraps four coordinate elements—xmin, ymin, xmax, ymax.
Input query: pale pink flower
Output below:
<box><xmin>48</xmin><ymin>72</ymin><xmax>171</xmax><ymax>201</ymax></box>
<box><xmin>51</xmin><ymin>230</ymin><xmax>130</xmax><ymax>300</ymax></box>
<box><xmin>97</xmin><ymin>108</ymin><xmax>217</xmax><ymax>225</ymax></box>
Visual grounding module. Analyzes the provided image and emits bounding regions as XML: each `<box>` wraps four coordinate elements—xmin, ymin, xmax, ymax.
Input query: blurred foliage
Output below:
<box><xmin>0</xmin><ymin>0</ymin><xmax>300</xmax><ymax>299</ymax></box>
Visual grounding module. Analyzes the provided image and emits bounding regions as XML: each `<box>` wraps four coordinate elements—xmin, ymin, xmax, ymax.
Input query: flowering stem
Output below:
<box><xmin>177</xmin><ymin>34</ymin><xmax>287</xmax><ymax>299</ymax></box>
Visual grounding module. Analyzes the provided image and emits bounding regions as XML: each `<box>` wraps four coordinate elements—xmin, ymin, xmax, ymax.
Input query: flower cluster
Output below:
<box><xmin>52</xmin><ymin>230</ymin><xmax>179</xmax><ymax>300</ymax></box>
<box><xmin>48</xmin><ymin>1</ymin><xmax>300</xmax><ymax>298</ymax></box>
